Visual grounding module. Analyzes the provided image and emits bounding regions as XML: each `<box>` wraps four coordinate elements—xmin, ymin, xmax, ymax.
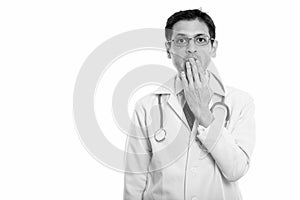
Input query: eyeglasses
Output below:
<box><xmin>167</xmin><ymin>34</ymin><xmax>214</xmax><ymax>47</ymax></box>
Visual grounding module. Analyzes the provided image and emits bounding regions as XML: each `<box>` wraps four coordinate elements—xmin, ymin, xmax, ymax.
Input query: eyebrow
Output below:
<box><xmin>174</xmin><ymin>33</ymin><xmax>208</xmax><ymax>37</ymax></box>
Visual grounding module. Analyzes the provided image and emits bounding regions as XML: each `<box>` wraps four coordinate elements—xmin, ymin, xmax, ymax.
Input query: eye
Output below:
<box><xmin>175</xmin><ymin>37</ymin><xmax>187</xmax><ymax>45</ymax></box>
<box><xmin>195</xmin><ymin>36</ymin><xmax>209</xmax><ymax>44</ymax></box>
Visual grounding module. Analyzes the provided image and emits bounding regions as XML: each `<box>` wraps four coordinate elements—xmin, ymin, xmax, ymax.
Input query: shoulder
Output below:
<box><xmin>224</xmin><ymin>86</ymin><xmax>255</xmax><ymax>132</ymax></box>
<box><xmin>224</xmin><ymin>86</ymin><xmax>255</xmax><ymax>119</ymax></box>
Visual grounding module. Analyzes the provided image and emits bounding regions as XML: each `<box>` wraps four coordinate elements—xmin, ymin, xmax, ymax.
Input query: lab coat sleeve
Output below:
<box><xmin>123</xmin><ymin>103</ymin><xmax>152</xmax><ymax>200</ymax></box>
<box><xmin>198</xmin><ymin>99</ymin><xmax>255</xmax><ymax>182</ymax></box>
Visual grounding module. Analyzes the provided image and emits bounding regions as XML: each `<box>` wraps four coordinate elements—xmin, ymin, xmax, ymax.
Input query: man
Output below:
<box><xmin>124</xmin><ymin>9</ymin><xmax>255</xmax><ymax>200</ymax></box>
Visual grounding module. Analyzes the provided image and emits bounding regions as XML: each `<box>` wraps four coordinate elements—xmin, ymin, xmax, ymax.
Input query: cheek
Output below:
<box><xmin>171</xmin><ymin>48</ymin><xmax>186</xmax><ymax>71</ymax></box>
<box><xmin>202</xmin><ymin>54</ymin><xmax>212</xmax><ymax>69</ymax></box>
<box><xmin>197</xmin><ymin>49</ymin><xmax>212</xmax><ymax>69</ymax></box>
<box><xmin>172</xmin><ymin>57</ymin><xmax>185</xmax><ymax>72</ymax></box>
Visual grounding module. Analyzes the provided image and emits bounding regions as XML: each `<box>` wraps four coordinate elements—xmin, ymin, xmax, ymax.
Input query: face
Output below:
<box><xmin>166</xmin><ymin>19</ymin><xmax>218</xmax><ymax>74</ymax></box>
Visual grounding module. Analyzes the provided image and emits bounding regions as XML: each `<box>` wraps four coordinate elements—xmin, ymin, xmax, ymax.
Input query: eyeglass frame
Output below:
<box><xmin>167</xmin><ymin>33</ymin><xmax>215</xmax><ymax>47</ymax></box>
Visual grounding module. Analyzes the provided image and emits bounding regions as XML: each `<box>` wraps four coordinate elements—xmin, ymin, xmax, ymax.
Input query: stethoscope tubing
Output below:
<box><xmin>154</xmin><ymin>94</ymin><xmax>166</xmax><ymax>142</ymax></box>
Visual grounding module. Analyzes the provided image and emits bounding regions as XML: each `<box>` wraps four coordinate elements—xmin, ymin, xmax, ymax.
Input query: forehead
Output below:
<box><xmin>172</xmin><ymin>19</ymin><xmax>209</xmax><ymax>37</ymax></box>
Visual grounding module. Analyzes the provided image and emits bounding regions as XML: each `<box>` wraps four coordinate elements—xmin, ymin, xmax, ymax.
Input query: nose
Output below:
<box><xmin>186</xmin><ymin>39</ymin><xmax>197</xmax><ymax>54</ymax></box>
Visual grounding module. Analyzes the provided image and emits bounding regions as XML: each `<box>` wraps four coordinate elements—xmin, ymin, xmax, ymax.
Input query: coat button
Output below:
<box><xmin>190</xmin><ymin>166</ymin><xmax>199</xmax><ymax>173</ymax></box>
<box><xmin>191</xmin><ymin>196</ymin><xmax>199</xmax><ymax>200</ymax></box>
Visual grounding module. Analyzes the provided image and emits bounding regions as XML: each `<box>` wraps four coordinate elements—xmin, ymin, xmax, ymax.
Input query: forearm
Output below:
<box><xmin>197</xmin><ymin>102</ymin><xmax>255</xmax><ymax>182</ymax></box>
<box><xmin>201</xmin><ymin>128</ymin><xmax>249</xmax><ymax>182</ymax></box>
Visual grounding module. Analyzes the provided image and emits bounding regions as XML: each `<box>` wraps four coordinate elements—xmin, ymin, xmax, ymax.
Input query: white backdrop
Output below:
<box><xmin>1</xmin><ymin>0</ymin><xmax>300</xmax><ymax>199</ymax></box>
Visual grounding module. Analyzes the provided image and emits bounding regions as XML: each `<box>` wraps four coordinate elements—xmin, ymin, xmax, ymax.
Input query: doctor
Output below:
<box><xmin>124</xmin><ymin>9</ymin><xmax>255</xmax><ymax>200</ymax></box>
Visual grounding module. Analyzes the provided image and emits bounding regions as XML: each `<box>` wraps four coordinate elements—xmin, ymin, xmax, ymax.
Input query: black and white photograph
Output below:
<box><xmin>1</xmin><ymin>1</ymin><xmax>300</xmax><ymax>200</ymax></box>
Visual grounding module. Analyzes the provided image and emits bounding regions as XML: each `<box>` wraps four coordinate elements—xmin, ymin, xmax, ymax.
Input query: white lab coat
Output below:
<box><xmin>123</xmin><ymin>62</ymin><xmax>256</xmax><ymax>200</ymax></box>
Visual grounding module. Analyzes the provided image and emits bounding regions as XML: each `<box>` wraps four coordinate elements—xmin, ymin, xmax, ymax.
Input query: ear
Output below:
<box><xmin>211</xmin><ymin>40</ymin><xmax>218</xmax><ymax>58</ymax></box>
<box><xmin>165</xmin><ymin>42</ymin><xmax>171</xmax><ymax>59</ymax></box>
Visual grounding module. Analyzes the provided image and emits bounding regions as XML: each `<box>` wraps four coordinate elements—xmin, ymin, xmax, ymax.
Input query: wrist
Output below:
<box><xmin>197</xmin><ymin>108</ymin><xmax>214</xmax><ymax>128</ymax></box>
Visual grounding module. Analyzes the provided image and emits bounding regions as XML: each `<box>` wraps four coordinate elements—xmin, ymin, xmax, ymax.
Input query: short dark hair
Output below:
<box><xmin>165</xmin><ymin>9</ymin><xmax>216</xmax><ymax>44</ymax></box>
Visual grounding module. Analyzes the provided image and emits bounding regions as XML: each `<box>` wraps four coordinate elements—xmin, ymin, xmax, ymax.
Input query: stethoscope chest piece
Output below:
<box><xmin>154</xmin><ymin>128</ymin><xmax>166</xmax><ymax>142</ymax></box>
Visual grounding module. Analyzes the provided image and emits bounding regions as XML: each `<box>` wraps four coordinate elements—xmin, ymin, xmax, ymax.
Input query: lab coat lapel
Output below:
<box><xmin>167</xmin><ymin>91</ymin><xmax>190</xmax><ymax>129</ymax></box>
<box><xmin>153</xmin><ymin>76</ymin><xmax>190</xmax><ymax>129</ymax></box>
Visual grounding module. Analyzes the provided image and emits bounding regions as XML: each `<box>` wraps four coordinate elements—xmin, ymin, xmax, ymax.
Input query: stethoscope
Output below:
<box><xmin>210</xmin><ymin>95</ymin><xmax>230</xmax><ymax>128</ymax></box>
<box><xmin>154</xmin><ymin>94</ymin><xmax>231</xmax><ymax>142</ymax></box>
<box><xmin>154</xmin><ymin>94</ymin><xmax>167</xmax><ymax>142</ymax></box>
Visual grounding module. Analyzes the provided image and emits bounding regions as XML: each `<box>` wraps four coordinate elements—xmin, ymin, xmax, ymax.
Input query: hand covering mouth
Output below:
<box><xmin>184</xmin><ymin>56</ymin><xmax>199</xmax><ymax>62</ymax></box>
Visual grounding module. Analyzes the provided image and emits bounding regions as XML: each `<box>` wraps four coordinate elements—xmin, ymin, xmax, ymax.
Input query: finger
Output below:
<box><xmin>180</xmin><ymin>71</ymin><xmax>189</xmax><ymax>90</ymax></box>
<box><xmin>188</xmin><ymin>58</ymin><xmax>197</xmax><ymax>78</ymax></box>
<box><xmin>186</xmin><ymin>61</ymin><xmax>194</xmax><ymax>89</ymax></box>
<box><xmin>195</xmin><ymin>59</ymin><xmax>206</xmax><ymax>75</ymax></box>
<box><xmin>192</xmin><ymin>58</ymin><xmax>204</xmax><ymax>83</ymax></box>
<box><xmin>190</xmin><ymin>59</ymin><xmax>202</xmax><ymax>88</ymax></box>
<box><xmin>195</xmin><ymin>59</ymin><xmax>208</xmax><ymax>86</ymax></box>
